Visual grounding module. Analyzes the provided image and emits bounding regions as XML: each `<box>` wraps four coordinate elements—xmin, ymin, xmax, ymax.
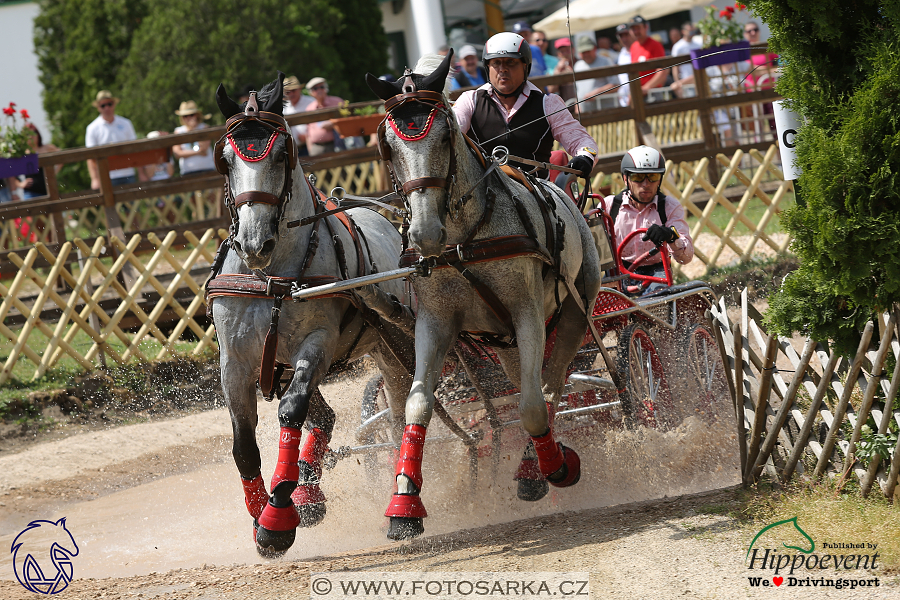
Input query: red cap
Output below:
<box><xmin>554</xmin><ymin>37</ymin><xmax>571</xmax><ymax>49</ymax></box>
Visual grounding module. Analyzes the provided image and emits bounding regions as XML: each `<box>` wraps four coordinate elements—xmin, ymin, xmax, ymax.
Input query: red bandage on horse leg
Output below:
<box><xmin>271</xmin><ymin>427</ymin><xmax>303</xmax><ymax>490</ymax></box>
<box><xmin>299</xmin><ymin>427</ymin><xmax>329</xmax><ymax>480</ymax></box>
<box><xmin>385</xmin><ymin>492</ymin><xmax>427</xmax><ymax>518</ymax></box>
<box><xmin>395</xmin><ymin>424</ymin><xmax>426</xmax><ymax>491</ymax></box>
<box><xmin>241</xmin><ymin>474</ymin><xmax>268</xmax><ymax>520</ymax></box>
<box><xmin>531</xmin><ymin>429</ymin><xmax>564</xmax><ymax>478</ymax></box>
<box><xmin>258</xmin><ymin>502</ymin><xmax>301</xmax><ymax>531</ymax></box>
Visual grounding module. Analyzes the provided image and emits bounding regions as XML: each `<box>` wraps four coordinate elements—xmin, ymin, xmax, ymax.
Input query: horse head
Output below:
<box><xmin>367</xmin><ymin>51</ymin><xmax>458</xmax><ymax>258</ymax></box>
<box><xmin>215</xmin><ymin>72</ymin><xmax>299</xmax><ymax>270</ymax></box>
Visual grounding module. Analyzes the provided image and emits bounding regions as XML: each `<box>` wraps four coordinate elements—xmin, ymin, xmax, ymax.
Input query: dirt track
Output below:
<box><xmin>1</xmin><ymin>369</ymin><xmax>896</xmax><ymax>599</ymax></box>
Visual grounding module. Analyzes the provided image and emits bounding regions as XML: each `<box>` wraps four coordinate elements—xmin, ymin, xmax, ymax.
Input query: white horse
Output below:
<box><xmin>210</xmin><ymin>73</ymin><xmax>412</xmax><ymax>557</ymax></box>
<box><xmin>367</xmin><ymin>52</ymin><xmax>603</xmax><ymax>540</ymax></box>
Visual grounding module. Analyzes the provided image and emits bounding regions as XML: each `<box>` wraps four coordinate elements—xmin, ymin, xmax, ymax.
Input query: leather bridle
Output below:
<box><xmin>214</xmin><ymin>92</ymin><xmax>298</xmax><ymax>232</ymax></box>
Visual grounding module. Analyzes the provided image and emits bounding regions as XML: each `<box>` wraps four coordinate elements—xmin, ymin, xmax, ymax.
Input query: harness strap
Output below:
<box><xmin>402</xmin><ymin>177</ymin><xmax>449</xmax><ymax>195</ymax></box>
<box><xmin>234</xmin><ymin>190</ymin><xmax>281</xmax><ymax>207</ymax></box>
<box><xmin>610</xmin><ymin>190</ymin><xmax>667</xmax><ymax>224</ymax></box>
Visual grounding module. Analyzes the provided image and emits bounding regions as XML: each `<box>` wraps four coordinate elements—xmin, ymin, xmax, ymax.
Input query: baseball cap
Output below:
<box><xmin>306</xmin><ymin>77</ymin><xmax>327</xmax><ymax>90</ymax></box>
<box><xmin>629</xmin><ymin>15</ymin><xmax>648</xmax><ymax>27</ymax></box>
<box><xmin>576</xmin><ymin>36</ymin><xmax>596</xmax><ymax>53</ymax></box>
<box><xmin>511</xmin><ymin>21</ymin><xmax>532</xmax><ymax>34</ymax></box>
<box><xmin>616</xmin><ymin>23</ymin><xmax>630</xmax><ymax>35</ymax></box>
<box><xmin>458</xmin><ymin>44</ymin><xmax>478</xmax><ymax>58</ymax></box>
<box><xmin>554</xmin><ymin>37</ymin><xmax>571</xmax><ymax>49</ymax></box>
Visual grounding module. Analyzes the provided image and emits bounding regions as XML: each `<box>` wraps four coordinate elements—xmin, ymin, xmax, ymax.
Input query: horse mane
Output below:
<box><xmin>413</xmin><ymin>54</ymin><xmax>454</xmax><ymax>101</ymax></box>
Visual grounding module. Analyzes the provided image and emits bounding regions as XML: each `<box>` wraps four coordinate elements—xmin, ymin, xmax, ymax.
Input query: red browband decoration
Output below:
<box><xmin>388</xmin><ymin>107</ymin><xmax>441</xmax><ymax>141</ymax></box>
<box><xmin>228</xmin><ymin>129</ymin><xmax>280</xmax><ymax>162</ymax></box>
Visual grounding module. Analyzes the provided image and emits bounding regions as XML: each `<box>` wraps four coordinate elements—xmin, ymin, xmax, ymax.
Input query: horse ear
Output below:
<box><xmin>216</xmin><ymin>84</ymin><xmax>241</xmax><ymax>119</ymax></box>
<box><xmin>366</xmin><ymin>72</ymin><xmax>401</xmax><ymax>101</ymax></box>
<box><xmin>263</xmin><ymin>72</ymin><xmax>285</xmax><ymax>115</ymax></box>
<box><xmin>422</xmin><ymin>49</ymin><xmax>454</xmax><ymax>94</ymax></box>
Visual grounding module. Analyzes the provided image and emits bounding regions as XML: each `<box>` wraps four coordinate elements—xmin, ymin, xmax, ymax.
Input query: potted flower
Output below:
<box><xmin>330</xmin><ymin>102</ymin><xmax>384</xmax><ymax>138</ymax></box>
<box><xmin>690</xmin><ymin>3</ymin><xmax>752</xmax><ymax>70</ymax></box>
<box><xmin>0</xmin><ymin>103</ymin><xmax>39</xmax><ymax>178</ymax></box>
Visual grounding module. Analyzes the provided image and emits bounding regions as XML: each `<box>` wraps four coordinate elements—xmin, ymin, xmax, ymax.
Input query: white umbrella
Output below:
<box><xmin>534</xmin><ymin>0</ymin><xmax>713</xmax><ymax>40</ymax></box>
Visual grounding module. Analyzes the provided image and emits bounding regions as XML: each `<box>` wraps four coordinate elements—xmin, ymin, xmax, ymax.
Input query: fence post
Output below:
<box><xmin>629</xmin><ymin>68</ymin><xmax>647</xmax><ymax>145</ymax></box>
<box><xmin>861</xmin><ymin>307</ymin><xmax>900</xmax><ymax>497</ymax></box>
<box><xmin>732</xmin><ymin>321</ymin><xmax>749</xmax><ymax>484</ymax></box>
<box><xmin>693</xmin><ymin>67</ymin><xmax>720</xmax><ymax>184</ymax></box>
<box><xmin>745</xmin><ymin>333</ymin><xmax>778</xmax><ymax>481</ymax></box>
<box><xmin>814</xmin><ymin>322</ymin><xmax>875</xmax><ymax>478</ymax></box>
<box><xmin>98</xmin><ymin>156</ymin><xmax>138</xmax><ymax>291</ymax></box>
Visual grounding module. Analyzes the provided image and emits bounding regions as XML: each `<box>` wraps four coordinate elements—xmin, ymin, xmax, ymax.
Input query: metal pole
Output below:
<box><xmin>291</xmin><ymin>266</ymin><xmax>417</xmax><ymax>301</ymax></box>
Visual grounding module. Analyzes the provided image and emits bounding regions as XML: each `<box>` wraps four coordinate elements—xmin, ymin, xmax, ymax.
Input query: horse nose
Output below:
<box><xmin>241</xmin><ymin>236</ymin><xmax>277</xmax><ymax>269</ymax></box>
<box><xmin>409</xmin><ymin>224</ymin><xmax>446</xmax><ymax>258</ymax></box>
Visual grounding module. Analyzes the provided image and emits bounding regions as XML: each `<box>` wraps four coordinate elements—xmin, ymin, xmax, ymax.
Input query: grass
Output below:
<box><xmin>685</xmin><ymin>192</ymin><xmax>796</xmax><ymax>237</ymax></box>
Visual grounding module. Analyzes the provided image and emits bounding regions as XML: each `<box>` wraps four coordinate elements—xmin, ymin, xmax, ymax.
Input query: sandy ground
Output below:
<box><xmin>0</xmin><ymin>365</ymin><xmax>895</xmax><ymax>599</ymax></box>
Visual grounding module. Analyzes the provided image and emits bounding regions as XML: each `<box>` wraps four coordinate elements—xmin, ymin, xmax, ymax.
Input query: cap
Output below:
<box><xmin>92</xmin><ymin>90</ymin><xmax>119</xmax><ymax>107</ymax></box>
<box><xmin>554</xmin><ymin>37</ymin><xmax>571</xmax><ymax>49</ymax></box>
<box><xmin>174</xmin><ymin>100</ymin><xmax>211</xmax><ymax>119</ymax></box>
<box><xmin>576</xmin><ymin>36</ymin><xmax>596</xmax><ymax>53</ymax></box>
<box><xmin>629</xmin><ymin>15</ymin><xmax>648</xmax><ymax>27</ymax></box>
<box><xmin>616</xmin><ymin>23</ymin><xmax>630</xmax><ymax>35</ymax></box>
<box><xmin>306</xmin><ymin>77</ymin><xmax>327</xmax><ymax>90</ymax></box>
<box><xmin>458</xmin><ymin>44</ymin><xmax>478</xmax><ymax>58</ymax></box>
<box><xmin>283</xmin><ymin>76</ymin><xmax>302</xmax><ymax>91</ymax></box>
<box><xmin>511</xmin><ymin>21</ymin><xmax>532</xmax><ymax>34</ymax></box>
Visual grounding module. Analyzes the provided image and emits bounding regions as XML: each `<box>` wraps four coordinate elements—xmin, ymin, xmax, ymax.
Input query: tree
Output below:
<box><xmin>747</xmin><ymin>0</ymin><xmax>900</xmax><ymax>354</ymax></box>
<box><xmin>33</xmin><ymin>0</ymin><xmax>149</xmax><ymax>191</ymax></box>
<box><xmin>115</xmin><ymin>0</ymin><xmax>386</xmax><ymax>134</ymax></box>
<box><xmin>335</xmin><ymin>0</ymin><xmax>390</xmax><ymax>103</ymax></box>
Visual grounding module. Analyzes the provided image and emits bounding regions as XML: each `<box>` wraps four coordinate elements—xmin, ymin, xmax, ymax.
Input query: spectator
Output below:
<box><xmin>532</xmin><ymin>30</ymin><xmax>557</xmax><ymax>72</ymax></box>
<box><xmin>546</xmin><ymin>37</ymin><xmax>577</xmax><ymax>105</ymax></box>
<box><xmin>19</xmin><ymin>124</ymin><xmax>61</xmax><ymax>199</ymax></box>
<box><xmin>171</xmin><ymin>101</ymin><xmax>216</xmax><ymax>175</ymax></box>
<box><xmin>511</xmin><ymin>21</ymin><xmax>546</xmax><ymax>76</ymax></box>
<box><xmin>574</xmin><ymin>37</ymin><xmax>617</xmax><ymax>112</ymax></box>
<box><xmin>141</xmin><ymin>131</ymin><xmax>173</xmax><ymax>181</ymax></box>
<box><xmin>283</xmin><ymin>75</ymin><xmax>314</xmax><ymax>156</ymax></box>
<box><xmin>437</xmin><ymin>45</ymin><xmax>451</xmax><ymax>57</ymax></box>
<box><xmin>669</xmin><ymin>22</ymin><xmax>700</xmax><ymax>98</ymax></box>
<box><xmin>304</xmin><ymin>77</ymin><xmax>343</xmax><ymax>156</ymax></box>
<box><xmin>615</xmin><ymin>24</ymin><xmax>635</xmax><ymax>107</ymax></box>
<box><xmin>596</xmin><ymin>37</ymin><xmax>618</xmax><ymax>63</ymax></box>
<box><xmin>668</xmin><ymin>27</ymin><xmax>682</xmax><ymax>52</ymax></box>
<box><xmin>0</xmin><ymin>178</ymin><xmax>13</xmax><ymax>203</ymax></box>
<box><xmin>628</xmin><ymin>16</ymin><xmax>667</xmax><ymax>94</ymax></box>
<box><xmin>743</xmin><ymin>21</ymin><xmax>778</xmax><ymax>89</ymax></box>
<box><xmin>451</xmin><ymin>45</ymin><xmax>488</xmax><ymax>90</ymax></box>
<box><xmin>85</xmin><ymin>90</ymin><xmax>138</xmax><ymax>189</ymax></box>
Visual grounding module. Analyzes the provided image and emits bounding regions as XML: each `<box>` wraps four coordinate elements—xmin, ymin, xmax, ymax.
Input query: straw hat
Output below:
<box><xmin>92</xmin><ymin>90</ymin><xmax>119</xmax><ymax>108</ymax></box>
<box><xmin>306</xmin><ymin>77</ymin><xmax>327</xmax><ymax>90</ymax></box>
<box><xmin>174</xmin><ymin>100</ymin><xmax>211</xmax><ymax>119</ymax></box>
<box><xmin>283</xmin><ymin>76</ymin><xmax>302</xmax><ymax>91</ymax></box>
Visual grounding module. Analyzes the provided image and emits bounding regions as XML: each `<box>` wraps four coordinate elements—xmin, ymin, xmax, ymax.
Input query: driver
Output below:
<box><xmin>606</xmin><ymin>145</ymin><xmax>693</xmax><ymax>294</ymax></box>
<box><xmin>453</xmin><ymin>32</ymin><xmax>599</xmax><ymax>181</ymax></box>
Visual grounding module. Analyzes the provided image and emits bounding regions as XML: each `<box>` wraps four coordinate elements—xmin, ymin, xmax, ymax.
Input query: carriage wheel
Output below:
<box><xmin>616</xmin><ymin>323</ymin><xmax>675</xmax><ymax>429</ymax></box>
<box><xmin>678</xmin><ymin>324</ymin><xmax>731</xmax><ymax>424</ymax></box>
<box><xmin>360</xmin><ymin>374</ymin><xmax>393</xmax><ymax>486</ymax></box>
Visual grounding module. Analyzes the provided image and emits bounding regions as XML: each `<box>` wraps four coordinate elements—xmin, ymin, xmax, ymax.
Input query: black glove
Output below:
<box><xmin>566</xmin><ymin>155</ymin><xmax>594</xmax><ymax>179</ymax></box>
<box><xmin>642</xmin><ymin>223</ymin><xmax>678</xmax><ymax>245</ymax></box>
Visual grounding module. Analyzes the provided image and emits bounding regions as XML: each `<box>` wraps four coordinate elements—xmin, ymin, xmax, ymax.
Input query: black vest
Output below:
<box><xmin>468</xmin><ymin>88</ymin><xmax>554</xmax><ymax>177</ymax></box>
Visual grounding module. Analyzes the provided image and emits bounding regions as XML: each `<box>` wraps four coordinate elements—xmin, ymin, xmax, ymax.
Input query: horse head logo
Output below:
<box><xmin>746</xmin><ymin>516</ymin><xmax>815</xmax><ymax>561</ymax></box>
<box><xmin>11</xmin><ymin>518</ymin><xmax>79</xmax><ymax>594</ymax></box>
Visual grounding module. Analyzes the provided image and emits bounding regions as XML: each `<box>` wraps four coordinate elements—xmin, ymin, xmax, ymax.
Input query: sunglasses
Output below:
<box><xmin>534</xmin><ymin>38</ymin><xmax>546</xmax><ymax>43</ymax></box>
<box><xmin>627</xmin><ymin>172</ymin><xmax>662</xmax><ymax>183</ymax></box>
<box><xmin>99</xmin><ymin>102</ymin><xmax>114</xmax><ymax>108</ymax></box>
<box><xmin>745</xmin><ymin>28</ymin><xmax>759</xmax><ymax>33</ymax></box>
<box><xmin>311</xmin><ymin>85</ymin><xmax>326</xmax><ymax>91</ymax></box>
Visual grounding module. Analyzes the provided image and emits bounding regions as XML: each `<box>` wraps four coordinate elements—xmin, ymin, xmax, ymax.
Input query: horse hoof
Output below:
<box><xmin>387</xmin><ymin>517</ymin><xmax>424</xmax><ymax>540</ymax></box>
<box><xmin>517</xmin><ymin>478</ymin><xmax>550</xmax><ymax>502</ymax></box>
<box><xmin>254</xmin><ymin>523</ymin><xmax>296</xmax><ymax>558</ymax></box>
<box><xmin>296</xmin><ymin>502</ymin><xmax>326</xmax><ymax>528</ymax></box>
<box><xmin>546</xmin><ymin>445</ymin><xmax>581</xmax><ymax>488</ymax></box>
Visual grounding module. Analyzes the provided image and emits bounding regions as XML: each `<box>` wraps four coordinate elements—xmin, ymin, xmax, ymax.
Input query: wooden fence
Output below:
<box><xmin>709</xmin><ymin>292</ymin><xmax>900</xmax><ymax>500</ymax></box>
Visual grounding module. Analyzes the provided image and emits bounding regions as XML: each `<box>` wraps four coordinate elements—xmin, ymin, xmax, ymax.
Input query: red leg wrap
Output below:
<box><xmin>548</xmin><ymin>445</ymin><xmax>581</xmax><ymax>488</ymax></box>
<box><xmin>385</xmin><ymin>492</ymin><xmax>428</xmax><ymax>518</ymax></box>
<box><xmin>531</xmin><ymin>430</ymin><xmax>564</xmax><ymax>478</ymax></box>
<box><xmin>514</xmin><ymin>457</ymin><xmax>543</xmax><ymax>481</ymax></box>
<box><xmin>299</xmin><ymin>427</ymin><xmax>329</xmax><ymax>480</ymax></box>
<box><xmin>258</xmin><ymin>501</ymin><xmax>301</xmax><ymax>531</ymax></box>
<box><xmin>395</xmin><ymin>424</ymin><xmax>426</xmax><ymax>491</ymax></box>
<box><xmin>241</xmin><ymin>474</ymin><xmax>268</xmax><ymax>520</ymax></box>
<box><xmin>270</xmin><ymin>427</ymin><xmax>303</xmax><ymax>490</ymax></box>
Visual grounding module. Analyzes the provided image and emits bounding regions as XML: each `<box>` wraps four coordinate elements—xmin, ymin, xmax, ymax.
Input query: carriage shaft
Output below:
<box><xmin>291</xmin><ymin>266</ymin><xmax>417</xmax><ymax>301</ymax></box>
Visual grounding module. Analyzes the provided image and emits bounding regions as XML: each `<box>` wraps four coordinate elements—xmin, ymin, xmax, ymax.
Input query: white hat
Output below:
<box><xmin>458</xmin><ymin>44</ymin><xmax>478</xmax><ymax>58</ymax></box>
<box><xmin>306</xmin><ymin>77</ymin><xmax>327</xmax><ymax>90</ymax></box>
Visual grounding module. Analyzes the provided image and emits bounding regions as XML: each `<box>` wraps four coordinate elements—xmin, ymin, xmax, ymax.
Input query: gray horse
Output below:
<box><xmin>367</xmin><ymin>53</ymin><xmax>603</xmax><ymax>540</ymax></box>
<box><xmin>210</xmin><ymin>74</ymin><xmax>412</xmax><ymax>557</ymax></box>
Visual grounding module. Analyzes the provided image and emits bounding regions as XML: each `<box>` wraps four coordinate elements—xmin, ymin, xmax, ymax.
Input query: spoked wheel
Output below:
<box><xmin>616</xmin><ymin>323</ymin><xmax>675</xmax><ymax>429</ymax></box>
<box><xmin>360</xmin><ymin>374</ymin><xmax>393</xmax><ymax>486</ymax></box>
<box><xmin>678</xmin><ymin>324</ymin><xmax>731</xmax><ymax>423</ymax></box>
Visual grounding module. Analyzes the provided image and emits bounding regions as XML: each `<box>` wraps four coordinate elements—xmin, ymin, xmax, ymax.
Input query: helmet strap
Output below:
<box><xmin>493</xmin><ymin>81</ymin><xmax>527</xmax><ymax>99</ymax></box>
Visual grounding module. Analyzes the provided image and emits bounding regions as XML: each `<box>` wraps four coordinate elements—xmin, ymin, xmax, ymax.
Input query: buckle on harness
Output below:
<box><xmin>415</xmin><ymin>256</ymin><xmax>434</xmax><ymax>277</ymax></box>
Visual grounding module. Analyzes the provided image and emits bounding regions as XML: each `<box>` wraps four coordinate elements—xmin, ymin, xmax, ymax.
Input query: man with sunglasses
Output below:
<box><xmin>606</xmin><ymin>145</ymin><xmax>693</xmax><ymax>294</ymax></box>
<box><xmin>85</xmin><ymin>90</ymin><xmax>138</xmax><ymax>190</ymax></box>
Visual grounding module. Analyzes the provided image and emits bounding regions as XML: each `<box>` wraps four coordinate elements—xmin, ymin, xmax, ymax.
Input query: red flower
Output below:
<box><xmin>719</xmin><ymin>9</ymin><xmax>730</xmax><ymax>18</ymax></box>
<box><xmin>8</xmin><ymin>102</ymin><xmax>15</xmax><ymax>108</ymax></box>
<box><xmin>726</xmin><ymin>5</ymin><xmax>735</xmax><ymax>13</ymax></box>
<box><xmin>20</xmin><ymin>109</ymin><xmax>29</xmax><ymax>119</ymax></box>
<box><xmin>2</xmin><ymin>107</ymin><xmax>14</xmax><ymax>116</ymax></box>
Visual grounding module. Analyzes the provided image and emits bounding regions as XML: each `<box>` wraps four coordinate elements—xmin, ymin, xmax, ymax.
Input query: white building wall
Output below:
<box><xmin>0</xmin><ymin>1</ymin><xmax>49</xmax><ymax>142</ymax></box>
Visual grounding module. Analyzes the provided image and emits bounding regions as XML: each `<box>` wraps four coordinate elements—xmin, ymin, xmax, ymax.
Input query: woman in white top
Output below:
<box><xmin>171</xmin><ymin>101</ymin><xmax>216</xmax><ymax>174</ymax></box>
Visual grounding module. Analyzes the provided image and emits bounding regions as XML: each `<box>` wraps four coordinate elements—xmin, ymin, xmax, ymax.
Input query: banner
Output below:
<box><xmin>773</xmin><ymin>100</ymin><xmax>803</xmax><ymax>181</ymax></box>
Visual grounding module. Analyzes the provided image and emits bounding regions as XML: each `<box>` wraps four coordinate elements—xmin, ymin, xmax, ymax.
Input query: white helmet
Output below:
<box><xmin>482</xmin><ymin>32</ymin><xmax>533</xmax><ymax>76</ymax></box>
<box><xmin>621</xmin><ymin>145</ymin><xmax>666</xmax><ymax>177</ymax></box>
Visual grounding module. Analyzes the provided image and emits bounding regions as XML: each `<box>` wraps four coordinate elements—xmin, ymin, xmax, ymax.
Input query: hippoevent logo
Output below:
<box><xmin>10</xmin><ymin>518</ymin><xmax>79</xmax><ymax>594</ymax></box>
<box><xmin>745</xmin><ymin>517</ymin><xmax>880</xmax><ymax>590</ymax></box>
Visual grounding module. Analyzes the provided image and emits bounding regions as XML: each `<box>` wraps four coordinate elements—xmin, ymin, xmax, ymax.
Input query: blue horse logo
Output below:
<box><xmin>11</xmin><ymin>518</ymin><xmax>79</xmax><ymax>594</ymax></box>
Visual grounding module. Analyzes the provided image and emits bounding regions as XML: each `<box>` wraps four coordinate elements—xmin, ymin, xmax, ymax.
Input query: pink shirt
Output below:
<box><xmin>603</xmin><ymin>191</ymin><xmax>694</xmax><ymax>265</ymax></box>
<box><xmin>453</xmin><ymin>82</ymin><xmax>599</xmax><ymax>162</ymax></box>
<box><xmin>305</xmin><ymin>95</ymin><xmax>344</xmax><ymax>145</ymax></box>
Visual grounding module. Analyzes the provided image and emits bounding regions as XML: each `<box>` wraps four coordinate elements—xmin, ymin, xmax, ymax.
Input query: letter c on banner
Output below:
<box><xmin>783</xmin><ymin>129</ymin><xmax>796</xmax><ymax>149</ymax></box>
